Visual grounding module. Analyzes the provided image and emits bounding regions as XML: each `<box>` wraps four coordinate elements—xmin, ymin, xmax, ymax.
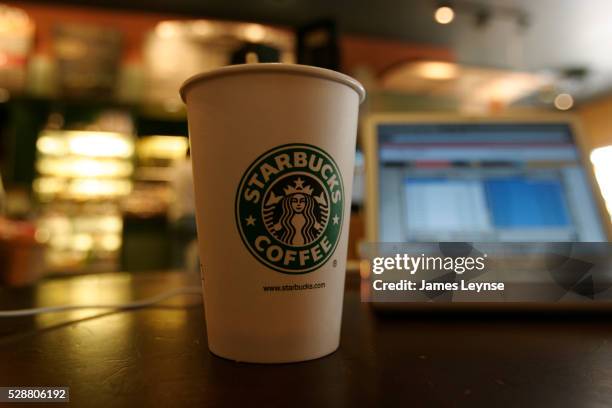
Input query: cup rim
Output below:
<box><xmin>179</xmin><ymin>63</ymin><xmax>366</xmax><ymax>104</ymax></box>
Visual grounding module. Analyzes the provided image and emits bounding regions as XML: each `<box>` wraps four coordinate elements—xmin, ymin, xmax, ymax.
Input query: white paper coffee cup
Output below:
<box><xmin>180</xmin><ymin>63</ymin><xmax>365</xmax><ymax>363</ymax></box>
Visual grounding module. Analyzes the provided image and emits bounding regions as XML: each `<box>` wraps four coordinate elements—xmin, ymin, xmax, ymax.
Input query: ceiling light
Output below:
<box><xmin>434</xmin><ymin>5</ymin><xmax>455</xmax><ymax>24</ymax></box>
<box><xmin>243</xmin><ymin>24</ymin><xmax>266</xmax><ymax>42</ymax></box>
<box><xmin>554</xmin><ymin>93</ymin><xmax>573</xmax><ymax>110</ymax></box>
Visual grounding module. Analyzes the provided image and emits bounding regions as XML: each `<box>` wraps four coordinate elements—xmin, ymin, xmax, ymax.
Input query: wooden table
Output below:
<box><xmin>1</xmin><ymin>271</ymin><xmax>611</xmax><ymax>407</ymax></box>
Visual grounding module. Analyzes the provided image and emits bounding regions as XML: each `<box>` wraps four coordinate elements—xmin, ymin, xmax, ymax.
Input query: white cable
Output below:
<box><xmin>0</xmin><ymin>286</ymin><xmax>202</xmax><ymax>317</ymax></box>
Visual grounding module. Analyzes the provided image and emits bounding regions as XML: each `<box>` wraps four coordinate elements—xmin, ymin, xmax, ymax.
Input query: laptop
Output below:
<box><xmin>361</xmin><ymin>113</ymin><xmax>611</xmax><ymax>308</ymax></box>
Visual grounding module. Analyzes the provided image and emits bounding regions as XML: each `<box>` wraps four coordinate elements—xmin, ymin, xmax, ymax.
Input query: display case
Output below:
<box><xmin>33</xmin><ymin>129</ymin><xmax>135</xmax><ymax>273</ymax></box>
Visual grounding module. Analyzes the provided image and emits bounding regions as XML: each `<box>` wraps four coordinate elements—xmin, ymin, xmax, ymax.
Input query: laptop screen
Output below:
<box><xmin>376</xmin><ymin>122</ymin><xmax>607</xmax><ymax>242</ymax></box>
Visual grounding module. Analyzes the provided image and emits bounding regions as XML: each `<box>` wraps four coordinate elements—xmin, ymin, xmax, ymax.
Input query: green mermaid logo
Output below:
<box><xmin>236</xmin><ymin>144</ymin><xmax>344</xmax><ymax>274</ymax></box>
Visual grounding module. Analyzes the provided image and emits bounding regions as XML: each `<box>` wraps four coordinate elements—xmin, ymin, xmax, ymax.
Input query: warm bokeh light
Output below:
<box><xmin>554</xmin><ymin>93</ymin><xmax>574</xmax><ymax>110</ymax></box>
<box><xmin>36</xmin><ymin>178</ymin><xmax>132</xmax><ymax>200</ymax></box>
<box><xmin>0</xmin><ymin>4</ymin><xmax>34</xmax><ymax>36</ymax></box>
<box><xmin>100</xmin><ymin>234</ymin><xmax>122</xmax><ymax>251</ymax></box>
<box><xmin>434</xmin><ymin>6</ymin><xmax>455</xmax><ymax>24</ymax></box>
<box><xmin>246</xmin><ymin>51</ymin><xmax>259</xmax><ymax>64</ymax></box>
<box><xmin>34</xmin><ymin>227</ymin><xmax>51</xmax><ymax>244</ymax></box>
<box><xmin>156</xmin><ymin>21</ymin><xmax>180</xmax><ymax>39</ymax></box>
<box><xmin>137</xmin><ymin>136</ymin><xmax>189</xmax><ymax>161</ymax></box>
<box><xmin>67</xmin><ymin>179</ymin><xmax>132</xmax><ymax>199</ymax></box>
<box><xmin>73</xmin><ymin>215</ymin><xmax>122</xmax><ymax>234</ymax></box>
<box><xmin>36</xmin><ymin>134</ymin><xmax>67</xmax><ymax>156</ymax></box>
<box><xmin>243</xmin><ymin>23</ymin><xmax>266</xmax><ymax>42</ymax></box>
<box><xmin>38</xmin><ymin>131</ymin><xmax>134</xmax><ymax>158</ymax></box>
<box><xmin>68</xmin><ymin>132</ymin><xmax>134</xmax><ymax>158</ymax></box>
<box><xmin>37</xmin><ymin>158</ymin><xmax>133</xmax><ymax>178</ymax></box>
<box><xmin>72</xmin><ymin>233</ymin><xmax>93</xmax><ymax>251</ymax></box>
<box><xmin>32</xmin><ymin>177</ymin><xmax>65</xmax><ymax>197</ymax></box>
<box><xmin>414</xmin><ymin>61</ymin><xmax>458</xmax><ymax>80</ymax></box>
<box><xmin>591</xmin><ymin>146</ymin><xmax>612</xmax><ymax>221</ymax></box>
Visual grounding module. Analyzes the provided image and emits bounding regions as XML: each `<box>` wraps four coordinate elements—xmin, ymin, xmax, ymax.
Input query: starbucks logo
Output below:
<box><xmin>236</xmin><ymin>143</ymin><xmax>344</xmax><ymax>274</ymax></box>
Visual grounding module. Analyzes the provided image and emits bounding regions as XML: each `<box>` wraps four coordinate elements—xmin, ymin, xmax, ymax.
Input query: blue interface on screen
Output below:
<box><xmin>377</xmin><ymin>123</ymin><xmax>606</xmax><ymax>242</ymax></box>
